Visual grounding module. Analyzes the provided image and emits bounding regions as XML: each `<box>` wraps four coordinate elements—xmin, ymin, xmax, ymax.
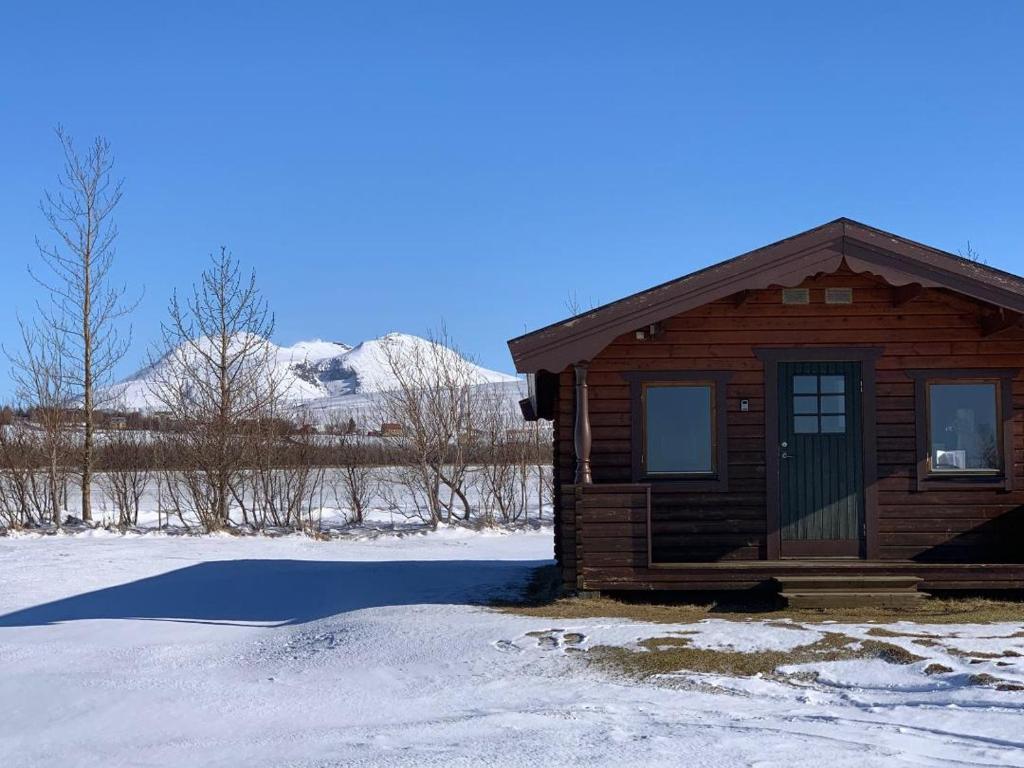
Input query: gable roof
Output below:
<box><xmin>508</xmin><ymin>218</ymin><xmax>1024</xmax><ymax>374</ymax></box>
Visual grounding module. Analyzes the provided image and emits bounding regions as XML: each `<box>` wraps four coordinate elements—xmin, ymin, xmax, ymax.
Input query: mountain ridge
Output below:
<box><xmin>107</xmin><ymin>332</ymin><xmax>522</xmax><ymax>418</ymax></box>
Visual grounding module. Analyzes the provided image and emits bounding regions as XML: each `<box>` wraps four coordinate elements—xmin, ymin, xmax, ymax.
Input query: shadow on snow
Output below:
<box><xmin>0</xmin><ymin>558</ymin><xmax>549</xmax><ymax>628</ymax></box>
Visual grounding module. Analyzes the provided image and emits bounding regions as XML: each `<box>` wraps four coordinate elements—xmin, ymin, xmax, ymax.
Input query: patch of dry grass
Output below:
<box><xmin>501</xmin><ymin>595</ymin><xmax>716</xmax><ymax>624</ymax></box>
<box><xmin>499</xmin><ymin>593</ymin><xmax>1024</xmax><ymax>624</ymax></box>
<box><xmin>493</xmin><ymin>570</ymin><xmax>1024</xmax><ymax>625</ymax></box>
<box><xmin>930</xmin><ymin>645</ymin><xmax>1022</xmax><ymax>660</ymax></box>
<box><xmin>968</xmin><ymin>673</ymin><xmax>1024</xmax><ymax>691</ymax></box>
<box><xmin>866</xmin><ymin>627</ymin><xmax>936</xmax><ymax>639</ymax></box>
<box><xmin>589</xmin><ymin>632</ymin><xmax>924</xmax><ymax>680</ymax></box>
<box><xmin>765</xmin><ymin>620</ymin><xmax>811</xmax><ymax>631</ymax></box>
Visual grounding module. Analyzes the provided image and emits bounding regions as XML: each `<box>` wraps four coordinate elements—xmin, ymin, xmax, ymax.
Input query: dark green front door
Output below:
<box><xmin>779</xmin><ymin>361</ymin><xmax>864</xmax><ymax>558</ymax></box>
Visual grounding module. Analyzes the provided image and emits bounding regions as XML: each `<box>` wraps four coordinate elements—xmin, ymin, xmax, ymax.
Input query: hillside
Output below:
<box><xmin>107</xmin><ymin>332</ymin><xmax>523</xmax><ymax>419</ymax></box>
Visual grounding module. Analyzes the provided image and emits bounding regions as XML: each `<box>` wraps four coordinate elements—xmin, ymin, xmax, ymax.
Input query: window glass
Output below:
<box><xmin>820</xmin><ymin>375</ymin><xmax>845</xmax><ymax>394</ymax></box>
<box><xmin>928</xmin><ymin>383</ymin><xmax>1000</xmax><ymax>473</ymax></box>
<box><xmin>794</xmin><ymin>396</ymin><xmax>818</xmax><ymax>414</ymax></box>
<box><xmin>820</xmin><ymin>395</ymin><xmax>845</xmax><ymax>414</ymax></box>
<box><xmin>793</xmin><ymin>376</ymin><xmax>818</xmax><ymax>394</ymax></box>
<box><xmin>790</xmin><ymin>373</ymin><xmax>848</xmax><ymax>435</ymax></box>
<box><xmin>645</xmin><ymin>385</ymin><xmax>714</xmax><ymax>474</ymax></box>
<box><xmin>821</xmin><ymin>415</ymin><xmax>846</xmax><ymax>433</ymax></box>
<box><xmin>794</xmin><ymin>415</ymin><xmax>820</xmax><ymax>434</ymax></box>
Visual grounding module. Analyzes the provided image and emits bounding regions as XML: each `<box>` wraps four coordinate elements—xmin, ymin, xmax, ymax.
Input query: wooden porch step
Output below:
<box><xmin>773</xmin><ymin>575</ymin><xmax>923</xmax><ymax>593</ymax></box>
<box><xmin>780</xmin><ymin>590</ymin><xmax>927</xmax><ymax>610</ymax></box>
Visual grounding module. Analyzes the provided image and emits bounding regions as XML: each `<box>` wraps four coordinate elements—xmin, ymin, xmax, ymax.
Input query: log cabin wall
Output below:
<box><xmin>550</xmin><ymin>405</ymin><xmax>578</xmax><ymax>592</ymax></box>
<box><xmin>552</xmin><ymin>270</ymin><xmax>1024</xmax><ymax>592</ymax></box>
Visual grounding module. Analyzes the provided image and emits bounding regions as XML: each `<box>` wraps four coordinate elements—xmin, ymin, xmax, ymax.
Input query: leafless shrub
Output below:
<box><xmin>324</xmin><ymin>415</ymin><xmax>376</xmax><ymax>525</ymax></box>
<box><xmin>373</xmin><ymin>329</ymin><xmax>480</xmax><ymax>526</ymax></box>
<box><xmin>5</xmin><ymin>321</ymin><xmax>75</xmax><ymax>527</ymax></box>
<box><xmin>241</xmin><ymin>400</ymin><xmax>327</xmax><ymax>532</ymax></box>
<box><xmin>0</xmin><ymin>414</ymin><xmax>44</xmax><ymax>528</ymax></box>
<box><xmin>473</xmin><ymin>387</ymin><xmax>554</xmax><ymax>525</ymax></box>
<box><xmin>536</xmin><ymin>452</ymin><xmax>554</xmax><ymax>521</ymax></box>
<box><xmin>377</xmin><ymin>463</ymin><xmax>446</xmax><ymax>524</ymax></box>
<box><xmin>473</xmin><ymin>388</ymin><xmax>529</xmax><ymax>524</ymax></box>
<box><xmin>97</xmin><ymin>427</ymin><xmax>152</xmax><ymax>528</ymax></box>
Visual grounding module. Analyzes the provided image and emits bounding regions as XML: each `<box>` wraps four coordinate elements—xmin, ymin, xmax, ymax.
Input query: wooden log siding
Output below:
<box><xmin>551</xmin><ymin>406</ymin><xmax>577</xmax><ymax>592</ymax></box>
<box><xmin>576</xmin><ymin>484</ymin><xmax>652</xmax><ymax>570</ymax></box>
<box><xmin>551</xmin><ymin>271</ymin><xmax>1024</xmax><ymax>592</ymax></box>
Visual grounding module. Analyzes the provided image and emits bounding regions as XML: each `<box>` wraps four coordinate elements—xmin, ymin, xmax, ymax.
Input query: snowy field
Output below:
<box><xmin>58</xmin><ymin>467</ymin><xmax>550</xmax><ymax>533</ymax></box>
<box><xmin>1</xmin><ymin>530</ymin><xmax>1023</xmax><ymax>767</ymax></box>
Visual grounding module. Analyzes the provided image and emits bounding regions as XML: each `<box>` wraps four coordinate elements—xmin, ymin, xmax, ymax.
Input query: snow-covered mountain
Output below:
<box><xmin>107</xmin><ymin>332</ymin><xmax>523</xmax><ymax>420</ymax></box>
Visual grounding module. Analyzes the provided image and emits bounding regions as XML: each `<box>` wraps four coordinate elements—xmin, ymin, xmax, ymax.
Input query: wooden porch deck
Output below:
<box><xmin>581</xmin><ymin>561</ymin><xmax>1024</xmax><ymax>593</ymax></box>
<box><xmin>569</xmin><ymin>483</ymin><xmax>1024</xmax><ymax>593</ymax></box>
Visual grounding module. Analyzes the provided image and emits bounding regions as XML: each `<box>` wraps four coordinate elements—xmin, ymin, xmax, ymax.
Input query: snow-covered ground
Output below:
<box><xmin>1</xmin><ymin>530</ymin><xmax>1023</xmax><ymax>767</ymax></box>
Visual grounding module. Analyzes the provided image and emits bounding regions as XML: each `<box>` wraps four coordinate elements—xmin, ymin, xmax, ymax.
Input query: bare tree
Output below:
<box><xmin>959</xmin><ymin>240</ymin><xmax>986</xmax><ymax>265</ymax></box>
<box><xmin>564</xmin><ymin>290</ymin><xmax>597</xmax><ymax>318</ymax></box>
<box><xmin>147</xmin><ymin>248</ymin><xmax>284</xmax><ymax>531</ymax></box>
<box><xmin>30</xmin><ymin>127</ymin><xmax>136</xmax><ymax>523</ymax></box>
<box><xmin>374</xmin><ymin>329</ymin><xmax>479</xmax><ymax>526</ymax></box>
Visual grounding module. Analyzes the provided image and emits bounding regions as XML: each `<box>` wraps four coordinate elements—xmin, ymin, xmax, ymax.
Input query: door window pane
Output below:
<box><xmin>793</xmin><ymin>376</ymin><xmax>818</xmax><ymax>394</ymax></box>
<box><xmin>928</xmin><ymin>383</ymin><xmax>1000</xmax><ymax>472</ymax></box>
<box><xmin>820</xmin><ymin>376</ymin><xmax>845</xmax><ymax>394</ymax></box>
<box><xmin>645</xmin><ymin>385</ymin><xmax>714</xmax><ymax>474</ymax></box>
<box><xmin>821</xmin><ymin>415</ymin><xmax>846</xmax><ymax>433</ymax></box>
<box><xmin>793</xmin><ymin>396</ymin><xmax>818</xmax><ymax>414</ymax></box>
<box><xmin>794</xmin><ymin>415</ymin><xmax>819</xmax><ymax>434</ymax></box>
<box><xmin>820</xmin><ymin>395</ymin><xmax>846</xmax><ymax>414</ymax></box>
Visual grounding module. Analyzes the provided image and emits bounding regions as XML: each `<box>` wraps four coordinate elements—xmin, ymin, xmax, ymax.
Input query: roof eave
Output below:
<box><xmin>508</xmin><ymin>219</ymin><xmax>1024</xmax><ymax>374</ymax></box>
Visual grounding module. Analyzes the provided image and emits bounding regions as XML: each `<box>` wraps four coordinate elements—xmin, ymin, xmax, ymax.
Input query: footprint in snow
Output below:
<box><xmin>494</xmin><ymin>639</ymin><xmax>522</xmax><ymax>653</ymax></box>
<box><xmin>525</xmin><ymin>629</ymin><xmax>588</xmax><ymax>650</ymax></box>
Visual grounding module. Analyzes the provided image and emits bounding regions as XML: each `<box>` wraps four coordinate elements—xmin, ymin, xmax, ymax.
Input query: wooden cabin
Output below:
<box><xmin>509</xmin><ymin>219</ymin><xmax>1024</xmax><ymax>600</ymax></box>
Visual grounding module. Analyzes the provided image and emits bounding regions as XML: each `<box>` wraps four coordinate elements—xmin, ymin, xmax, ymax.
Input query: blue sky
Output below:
<box><xmin>1</xmin><ymin>2</ymin><xmax>1023</xmax><ymax>396</ymax></box>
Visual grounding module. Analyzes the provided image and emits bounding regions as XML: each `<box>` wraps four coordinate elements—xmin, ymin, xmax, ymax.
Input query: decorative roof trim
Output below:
<box><xmin>508</xmin><ymin>218</ymin><xmax>1024</xmax><ymax>373</ymax></box>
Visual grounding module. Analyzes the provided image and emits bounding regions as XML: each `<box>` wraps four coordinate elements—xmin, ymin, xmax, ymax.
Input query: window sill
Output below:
<box><xmin>916</xmin><ymin>474</ymin><xmax>1012</xmax><ymax>492</ymax></box>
